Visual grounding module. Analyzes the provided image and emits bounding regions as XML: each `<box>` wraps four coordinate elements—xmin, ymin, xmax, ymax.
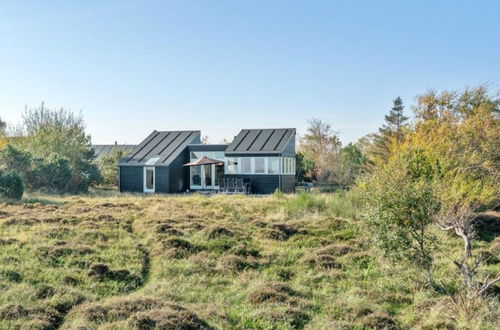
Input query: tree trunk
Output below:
<box><xmin>455</xmin><ymin>227</ymin><xmax>471</xmax><ymax>259</ymax></box>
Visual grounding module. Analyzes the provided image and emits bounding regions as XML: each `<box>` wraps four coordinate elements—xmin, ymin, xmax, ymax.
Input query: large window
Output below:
<box><xmin>254</xmin><ymin>157</ymin><xmax>265</xmax><ymax>174</ymax></box>
<box><xmin>241</xmin><ymin>157</ymin><xmax>252</xmax><ymax>174</ymax></box>
<box><xmin>281</xmin><ymin>157</ymin><xmax>296</xmax><ymax>175</ymax></box>
<box><xmin>268</xmin><ymin>157</ymin><xmax>280</xmax><ymax>174</ymax></box>
<box><xmin>225</xmin><ymin>156</ymin><xmax>294</xmax><ymax>175</ymax></box>
<box><xmin>190</xmin><ymin>151</ymin><xmax>225</xmax><ymax>161</ymax></box>
<box><xmin>226</xmin><ymin>157</ymin><xmax>238</xmax><ymax>174</ymax></box>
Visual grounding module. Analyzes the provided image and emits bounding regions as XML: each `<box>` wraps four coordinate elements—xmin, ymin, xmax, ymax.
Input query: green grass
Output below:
<box><xmin>0</xmin><ymin>192</ymin><xmax>497</xmax><ymax>329</ymax></box>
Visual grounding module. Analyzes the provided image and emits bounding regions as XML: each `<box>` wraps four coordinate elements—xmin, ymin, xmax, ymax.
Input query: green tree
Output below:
<box><xmin>21</xmin><ymin>103</ymin><xmax>102</xmax><ymax>192</ymax></box>
<box><xmin>0</xmin><ymin>145</ymin><xmax>73</xmax><ymax>193</ymax></box>
<box><xmin>295</xmin><ymin>152</ymin><xmax>315</xmax><ymax>182</ymax></box>
<box><xmin>332</xmin><ymin>143</ymin><xmax>366</xmax><ymax>188</ymax></box>
<box><xmin>364</xmin><ymin>147</ymin><xmax>441</xmax><ymax>286</ymax></box>
<box><xmin>0</xmin><ymin>170</ymin><xmax>24</xmax><ymax>200</ymax></box>
<box><xmin>99</xmin><ymin>149</ymin><xmax>126</xmax><ymax>186</ymax></box>
<box><xmin>408</xmin><ymin>86</ymin><xmax>499</xmax><ymax>208</ymax></box>
<box><xmin>371</xmin><ymin>97</ymin><xmax>409</xmax><ymax>162</ymax></box>
<box><xmin>298</xmin><ymin>118</ymin><xmax>341</xmax><ymax>183</ymax></box>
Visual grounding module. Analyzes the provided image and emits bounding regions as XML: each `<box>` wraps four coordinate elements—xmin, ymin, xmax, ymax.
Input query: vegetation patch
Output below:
<box><xmin>261</xmin><ymin>223</ymin><xmax>301</xmax><ymax>240</ymax></box>
<box><xmin>248</xmin><ymin>282</ymin><xmax>299</xmax><ymax>304</ymax></box>
<box><xmin>205</xmin><ymin>225</ymin><xmax>235</xmax><ymax>239</ymax></box>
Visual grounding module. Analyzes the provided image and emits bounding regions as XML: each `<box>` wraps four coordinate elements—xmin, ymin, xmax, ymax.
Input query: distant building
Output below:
<box><xmin>116</xmin><ymin>128</ymin><xmax>296</xmax><ymax>194</ymax></box>
<box><xmin>92</xmin><ymin>143</ymin><xmax>136</xmax><ymax>161</ymax></box>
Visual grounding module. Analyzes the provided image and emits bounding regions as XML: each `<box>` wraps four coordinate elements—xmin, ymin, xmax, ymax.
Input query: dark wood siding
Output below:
<box><xmin>281</xmin><ymin>175</ymin><xmax>295</xmax><ymax>193</ymax></box>
<box><xmin>119</xmin><ymin>166</ymin><xmax>143</xmax><ymax>192</ymax></box>
<box><xmin>225</xmin><ymin>174</ymin><xmax>280</xmax><ymax>194</ymax></box>
<box><xmin>155</xmin><ymin>166</ymin><xmax>169</xmax><ymax>193</ymax></box>
<box><xmin>168</xmin><ymin>150</ymin><xmax>189</xmax><ymax>193</ymax></box>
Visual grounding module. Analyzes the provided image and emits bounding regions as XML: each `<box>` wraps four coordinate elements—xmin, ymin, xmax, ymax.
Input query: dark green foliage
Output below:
<box><xmin>380</xmin><ymin>96</ymin><xmax>409</xmax><ymax>141</ymax></box>
<box><xmin>0</xmin><ymin>171</ymin><xmax>24</xmax><ymax>199</ymax></box>
<box><xmin>0</xmin><ymin>145</ymin><xmax>73</xmax><ymax>193</ymax></box>
<box><xmin>295</xmin><ymin>152</ymin><xmax>315</xmax><ymax>182</ymax></box>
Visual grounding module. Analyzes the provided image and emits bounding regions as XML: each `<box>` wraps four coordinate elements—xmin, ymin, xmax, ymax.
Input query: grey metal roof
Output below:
<box><xmin>225</xmin><ymin>128</ymin><xmax>295</xmax><ymax>154</ymax></box>
<box><xmin>92</xmin><ymin>144</ymin><xmax>136</xmax><ymax>160</ymax></box>
<box><xmin>119</xmin><ymin>130</ymin><xmax>200</xmax><ymax>166</ymax></box>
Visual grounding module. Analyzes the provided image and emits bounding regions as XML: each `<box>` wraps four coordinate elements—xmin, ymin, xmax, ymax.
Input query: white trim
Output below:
<box><xmin>143</xmin><ymin>167</ymin><xmax>155</xmax><ymax>193</ymax></box>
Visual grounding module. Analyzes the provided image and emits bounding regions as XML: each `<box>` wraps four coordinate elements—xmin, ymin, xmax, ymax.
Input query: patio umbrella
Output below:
<box><xmin>183</xmin><ymin>156</ymin><xmax>224</xmax><ymax>167</ymax></box>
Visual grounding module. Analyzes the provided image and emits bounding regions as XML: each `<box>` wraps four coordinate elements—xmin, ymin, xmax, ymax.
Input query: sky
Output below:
<box><xmin>0</xmin><ymin>0</ymin><xmax>499</xmax><ymax>145</ymax></box>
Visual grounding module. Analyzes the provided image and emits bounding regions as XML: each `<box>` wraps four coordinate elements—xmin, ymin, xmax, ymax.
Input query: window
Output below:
<box><xmin>254</xmin><ymin>157</ymin><xmax>265</xmax><ymax>174</ymax></box>
<box><xmin>191</xmin><ymin>166</ymin><xmax>201</xmax><ymax>186</ymax></box>
<box><xmin>145</xmin><ymin>157</ymin><xmax>160</xmax><ymax>165</ymax></box>
<box><xmin>214</xmin><ymin>152</ymin><xmax>225</xmax><ymax>160</ymax></box>
<box><xmin>268</xmin><ymin>157</ymin><xmax>280</xmax><ymax>174</ymax></box>
<box><xmin>280</xmin><ymin>157</ymin><xmax>295</xmax><ymax>174</ymax></box>
<box><xmin>241</xmin><ymin>157</ymin><xmax>252</xmax><ymax>174</ymax></box>
<box><xmin>226</xmin><ymin>157</ymin><xmax>238</xmax><ymax>174</ymax></box>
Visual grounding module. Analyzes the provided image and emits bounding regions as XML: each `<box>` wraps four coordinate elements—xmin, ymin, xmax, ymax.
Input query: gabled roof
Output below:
<box><xmin>225</xmin><ymin>128</ymin><xmax>295</xmax><ymax>154</ymax></box>
<box><xmin>92</xmin><ymin>144</ymin><xmax>136</xmax><ymax>160</ymax></box>
<box><xmin>119</xmin><ymin>130</ymin><xmax>200</xmax><ymax>166</ymax></box>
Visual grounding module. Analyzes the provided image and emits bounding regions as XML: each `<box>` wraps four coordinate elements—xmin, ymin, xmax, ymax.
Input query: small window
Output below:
<box><xmin>145</xmin><ymin>157</ymin><xmax>160</xmax><ymax>165</ymax></box>
<box><xmin>241</xmin><ymin>157</ymin><xmax>251</xmax><ymax>174</ymax></box>
<box><xmin>255</xmin><ymin>158</ymin><xmax>265</xmax><ymax>174</ymax></box>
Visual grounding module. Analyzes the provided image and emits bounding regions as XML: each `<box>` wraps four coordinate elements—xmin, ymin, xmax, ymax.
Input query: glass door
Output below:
<box><xmin>204</xmin><ymin>165</ymin><xmax>212</xmax><ymax>188</ymax></box>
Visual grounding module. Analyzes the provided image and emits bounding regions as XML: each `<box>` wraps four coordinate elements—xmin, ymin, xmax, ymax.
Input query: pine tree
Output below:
<box><xmin>372</xmin><ymin>97</ymin><xmax>409</xmax><ymax>162</ymax></box>
<box><xmin>379</xmin><ymin>96</ymin><xmax>409</xmax><ymax>143</ymax></box>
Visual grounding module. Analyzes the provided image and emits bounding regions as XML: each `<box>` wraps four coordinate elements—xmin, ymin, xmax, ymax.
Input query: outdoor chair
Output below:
<box><xmin>218</xmin><ymin>178</ymin><xmax>226</xmax><ymax>193</ymax></box>
<box><xmin>243</xmin><ymin>178</ymin><xmax>252</xmax><ymax>194</ymax></box>
<box><xmin>235</xmin><ymin>178</ymin><xmax>246</xmax><ymax>194</ymax></box>
<box><xmin>226</xmin><ymin>178</ymin><xmax>235</xmax><ymax>193</ymax></box>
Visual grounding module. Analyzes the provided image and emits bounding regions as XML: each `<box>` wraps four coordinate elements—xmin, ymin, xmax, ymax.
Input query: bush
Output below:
<box><xmin>0</xmin><ymin>171</ymin><xmax>24</xmax><ymax>199</ymax></box>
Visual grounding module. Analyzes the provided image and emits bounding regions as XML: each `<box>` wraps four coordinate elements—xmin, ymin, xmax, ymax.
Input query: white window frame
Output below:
<box><xmin>143</xmin><ymin>167</ymin><xmax>155</xmax><ymax>193</ymax></box>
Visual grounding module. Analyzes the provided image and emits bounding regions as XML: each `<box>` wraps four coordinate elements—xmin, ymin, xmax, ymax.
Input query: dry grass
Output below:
<box><xmin>0</xmin><ymin>191</ymin><xmax>497</xmax><ymax>329</ymax></box>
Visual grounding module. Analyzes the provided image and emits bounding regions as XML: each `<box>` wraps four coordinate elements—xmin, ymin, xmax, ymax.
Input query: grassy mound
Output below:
<box><xmin>0</xmin><ymin>192</ymin><xmax>497</xmax><ymax>329</ymax></box>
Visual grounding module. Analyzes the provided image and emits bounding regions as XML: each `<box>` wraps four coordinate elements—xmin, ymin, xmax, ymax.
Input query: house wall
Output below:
<box><xmin>281</xmin><ymin>175</ymin><xmax>295</xmax><ymax>193</ymax></box>
<box><xmin>119</xmin><ymin>166</ymin><xmax>143</xmax><ymax>192</ymax></box>
<box><xmin>225</xmin><ymin>174</ymin><xmax>280</xmax><ymax>194</ymax></box>
<box><xmin>168</xmin><ymin>150</ymin><xmax>189</xmax><ymax>193</ymax></box>
<box><xmin>155</xmin><ymin>166</ymin><xmax>169</xmax><ymax>193</ymax></box>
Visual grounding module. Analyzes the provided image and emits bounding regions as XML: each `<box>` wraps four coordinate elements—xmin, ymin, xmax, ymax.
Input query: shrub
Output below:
<box><xmin>0</xmin><ymin>171</ymin><xmax>24</xmax><ymax>199</ymax></box>
<box><xmin>286</xmin><ymin>192</ymin><xmax>326</xmax><ymax>214</ymax></box>
<box><xmin>363</xmin><ymin>147</ymin><xmax>440</xmax><ymax>286</ymax></box>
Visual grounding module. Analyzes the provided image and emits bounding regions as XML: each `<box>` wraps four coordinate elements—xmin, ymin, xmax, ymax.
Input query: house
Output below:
<box><xmin>118</xmin><ymin>128</ymin><xmax>296</xmax><ymax>194</ymax></box>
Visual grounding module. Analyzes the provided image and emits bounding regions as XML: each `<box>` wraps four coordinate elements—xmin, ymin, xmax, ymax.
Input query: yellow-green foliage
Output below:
<box><xmin>400</xmin><ymin>86</ymin><xmax>500</xmax><ymax>208</ymax></box>
<box><xmin>0</xmin><ymin>192</ymin><xmax>497</xmax><ymax>329</ymax></box>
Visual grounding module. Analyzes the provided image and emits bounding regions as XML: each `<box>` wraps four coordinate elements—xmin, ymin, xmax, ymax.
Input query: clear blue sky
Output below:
<box><xmin>0</xmin><ymin>0</ymin><xmax>499</xmax><ymax>144</ymax></box>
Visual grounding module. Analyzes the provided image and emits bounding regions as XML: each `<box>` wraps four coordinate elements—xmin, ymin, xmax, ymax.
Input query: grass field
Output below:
<box><xmin>0</xmin><ymin>191</ymin><xmax>498</xmax><ymax>329</ymax></box>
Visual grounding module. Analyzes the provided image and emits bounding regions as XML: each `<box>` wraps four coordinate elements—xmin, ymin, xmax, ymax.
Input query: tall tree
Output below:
<box><xmin>298</xmin><ymin>119</ymin><xmax>341</xmax><ymax>182</ymax></box>
<box><xmin>21</xmin><ymin>103</ymin><xmax>102</xmax><ymax>192</ymax></box>
<box><xmin>372</xmin><ymin>97</ymin><xmax>409</xmax><ymax>162</ymax></box>
<box><xmin>380</xmin><ymin>96</ymin><xmax>409</xmax><ymax>143</ymax></box>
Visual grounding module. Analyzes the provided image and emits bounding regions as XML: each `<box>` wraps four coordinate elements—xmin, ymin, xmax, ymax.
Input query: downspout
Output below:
<box><xmin>279</xmin><ymin>155</ymin><xmax>282</xmax><ymax>192</ymax></box>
